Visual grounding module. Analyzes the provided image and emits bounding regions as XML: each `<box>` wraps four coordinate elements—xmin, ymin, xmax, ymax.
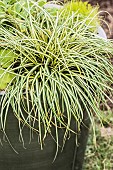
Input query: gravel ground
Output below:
<box><xmin>83</xmin><ymin>0</ymin><xmax>113</xmax><ymax>39</ymax></box>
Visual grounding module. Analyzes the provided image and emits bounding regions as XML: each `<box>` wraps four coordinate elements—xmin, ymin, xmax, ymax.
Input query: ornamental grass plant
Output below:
<box><xmin>0</xmin><ymin>0</ymin><xmax>113</xmax><ymax>151</ymax></box>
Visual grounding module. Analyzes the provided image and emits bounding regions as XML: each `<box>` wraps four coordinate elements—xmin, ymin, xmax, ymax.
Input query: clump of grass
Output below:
<box><xmin>0</xmin><ymin>0</ymin><xmax>113</xmax><ymax>150</ymax></box>
<box><xmin>61</xmin><ymin>0</ymin><xmax>100</xmax><ymax>31</ymax></box>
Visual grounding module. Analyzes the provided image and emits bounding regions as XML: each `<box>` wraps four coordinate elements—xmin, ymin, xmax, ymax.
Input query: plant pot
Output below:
<box><xmin>0</xmin><ymin>95</ymin><xmax>90</xmax><ymax>170</ymax></box>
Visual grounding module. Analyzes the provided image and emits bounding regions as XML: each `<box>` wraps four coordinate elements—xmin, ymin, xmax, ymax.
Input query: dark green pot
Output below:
<box><xmin>0</xmin><ymin>96</ymin><xmax>90</xmax><ymax>170</ymax></box>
